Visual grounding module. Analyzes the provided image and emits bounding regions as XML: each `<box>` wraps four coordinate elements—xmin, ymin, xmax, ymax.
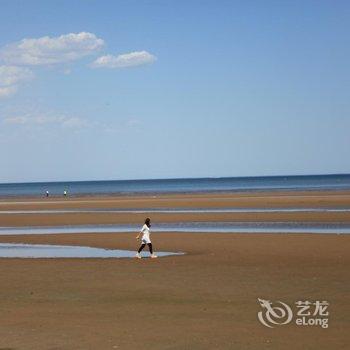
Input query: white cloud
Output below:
<box><xmin>0</xmin><ymin>65</ymin><xmax>34</xmax><ymax>86</ymax></box>
<box><xmin>0</xmin><ymin>65</ymin><xmax>34</xmax><ymax>98</ymax></box>
<box><xmin>91</xmin><ymin>51</ymin><xmax>157</xmax><ymax>68</ymax></box>
<box><xmin>0</xmin><ymin>33</ymin><xmax>156</xmax><ymax>99</ymax></box>
<box><xmin>0</xmin><ymin>32</ymin><xmax>104</xmax><ymax>66</ymax></box>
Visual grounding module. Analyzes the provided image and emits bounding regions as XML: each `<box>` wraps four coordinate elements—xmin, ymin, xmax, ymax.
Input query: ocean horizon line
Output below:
<box><xmin>1</xmin><ymin>173</ymin><xmax>350</xmax><ymax>186</ymax></box>
<box><xmin>1</xmin><ymin>173</ymin><xmax>350</xmax><ymax>198</ymax></box>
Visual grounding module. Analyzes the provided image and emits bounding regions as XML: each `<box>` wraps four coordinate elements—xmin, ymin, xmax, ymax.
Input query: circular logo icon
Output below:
<box><xmin>257</xmin><ymin>298</ymin><xmax>293</xmax><ymax>328</ymax></box>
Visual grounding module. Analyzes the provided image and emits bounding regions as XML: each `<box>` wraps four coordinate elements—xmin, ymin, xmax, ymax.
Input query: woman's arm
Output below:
<box><xmin>136</xmin><ymin>225</ymin><xmax>145</xmax><ymax>239</ymax></box>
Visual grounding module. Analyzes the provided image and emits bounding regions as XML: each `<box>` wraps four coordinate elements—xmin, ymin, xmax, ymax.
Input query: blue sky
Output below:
<box><xmin>0</xmin><ymin>0</ymin><xmax>349</xmax><ymax>182</ymax></box>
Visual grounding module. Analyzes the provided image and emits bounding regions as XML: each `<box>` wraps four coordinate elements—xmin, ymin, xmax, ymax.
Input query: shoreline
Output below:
<box><xmin>1</xmin><ymin>189</ymin><xmax>350</xmax><ymax>204</ymax></box>
<box><xmin>1</xmin><ymin>187</ymin><xmax>350</xmax><ymax>201</ymax></box>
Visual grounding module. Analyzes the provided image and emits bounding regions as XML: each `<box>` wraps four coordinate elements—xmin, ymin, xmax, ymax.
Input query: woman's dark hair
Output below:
<box><xmin>145</xmin><ymin>217</ymin><xmax>151</xmax><ymax>228</ymax></box>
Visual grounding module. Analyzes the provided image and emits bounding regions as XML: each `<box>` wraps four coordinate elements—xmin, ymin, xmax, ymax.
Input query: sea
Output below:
<box><xmin>0</xmin><ymin>174</ymin><xmax>349</xmax><ymax>197</ymax></box>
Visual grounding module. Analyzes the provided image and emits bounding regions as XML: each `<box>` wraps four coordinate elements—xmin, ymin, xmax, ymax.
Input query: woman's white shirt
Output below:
<box><xmin>140</xmin><ymin>224</ymin><xmax>151</xmax><ymax>243</ymax></box>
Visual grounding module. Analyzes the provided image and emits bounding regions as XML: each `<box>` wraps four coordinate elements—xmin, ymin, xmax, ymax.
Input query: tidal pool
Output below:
<box><xmin>0</xmin><ymin>207</ymin><xmax>350</xmax><ymax>214</ymax></box>
<box><xmin>0</xmin><ymin>222</ymin><xmax>349</xmax><ymax>235</ymax></box>
<box><xmin>0</xmin><ymin>243</ymin><xmax>184</xmax><ymax>258</ymax></box>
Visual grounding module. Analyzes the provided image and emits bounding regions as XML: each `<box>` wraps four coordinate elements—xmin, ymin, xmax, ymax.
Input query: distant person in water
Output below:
<box><xmin>45</xmin><ymin>190</ymin><xmax>49</xmax><ymax>197</ymax></box>
<box><xmin>63</xmin><ymin>190</ymin><xmax>67</xmax><ymax>197</ymax></box>
<box><xmin>136</xmin><ymin>218</ymin><xmax>157</xmax><ymax>258</ymax></box>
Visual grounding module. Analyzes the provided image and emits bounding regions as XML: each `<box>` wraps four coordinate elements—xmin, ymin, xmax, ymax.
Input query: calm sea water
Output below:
<box><xmin>0</xmin><ymin>174</ymin><xmax>349</xmax><ymax>197</ymax></box>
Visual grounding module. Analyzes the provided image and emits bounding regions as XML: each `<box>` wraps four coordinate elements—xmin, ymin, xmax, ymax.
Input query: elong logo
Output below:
<box><xmin>257</xmin><ymin>298</ymin><xmax>293</xmax><ymax>328</ymax></box>
<box><xmin>257</xmin><ymin>298</ymin><xmax>329</xmax><ymax>329</ymax></box>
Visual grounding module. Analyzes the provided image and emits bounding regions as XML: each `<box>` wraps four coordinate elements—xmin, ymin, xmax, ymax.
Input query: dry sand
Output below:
<box><xmin>0</xmin><ymin>191</ymin><xmax>349</xmax><ymax>349</ymax></box>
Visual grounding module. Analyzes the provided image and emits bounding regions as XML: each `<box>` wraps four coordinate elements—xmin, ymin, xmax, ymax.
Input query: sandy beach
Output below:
<box><xmin>0</xmin><ymin>191</ymin><xmax>349</xmax><ymax>349</ymax></box>
<box><xmin>2</xmin><ymin>1</ymin><xmax>350</xmax><ymax>348</ymax></box>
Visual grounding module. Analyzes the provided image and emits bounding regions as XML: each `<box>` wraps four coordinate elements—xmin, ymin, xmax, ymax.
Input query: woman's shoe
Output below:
<box><xmin>150</xmin><ymin>254</ymin><xmax>158</xmax><ymax>258</ymax></box>
<box><xmin>135</xmin><ymin>253</ymin><xmax>142</xmax><ymax>259</ymax></box>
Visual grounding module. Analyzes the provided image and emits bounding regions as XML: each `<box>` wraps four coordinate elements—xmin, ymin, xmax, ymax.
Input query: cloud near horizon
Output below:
<box><xmin>3</xmin><ymin>112</ymin><xmax>89</xmax><ymax>129</ymax></box>
<box><xmin>0</xmin><ymin>65</ymin><xmax>34</xmax><ymax>98</ymax></box>
<box><xmin>91</xmin><ymin>51</ymin><xmax>157</xmax><ymax>68</ymax></box>
<box><xmin>0</xmin><ymin>85</ymin><xmax>18</xmax><ymax>98</ymax></box>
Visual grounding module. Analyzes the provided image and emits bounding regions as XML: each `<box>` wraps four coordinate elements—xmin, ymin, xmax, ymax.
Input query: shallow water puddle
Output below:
<box><xmin>0</xmin><ymin>222</ymin><xmax>350</xmax><ymax>235</ymax></box>
<box><xmin>0</xmin><ymin>243</ymin><xmax>183</xmax><ymax>258</ymax></box>
<box><xmin>1</xmin><ymin>207</ymin><xmax>350</xmax><ymax>214</ymax></box>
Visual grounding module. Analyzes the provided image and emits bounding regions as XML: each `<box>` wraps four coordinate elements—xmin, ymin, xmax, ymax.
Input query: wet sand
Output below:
<box><xmin>1</xmin><ymin>190</ymin><xmax>350</xmax><ymax>227</ymax></box>
<box><xmin>1</xmin><ymin>190</ymin><xmax>350</xmax><ymax>209</ymax></box>
<box><xmin>0</xmin><ymin>191</ymin><xmax>349</xmax><ymax>349</ymax></box>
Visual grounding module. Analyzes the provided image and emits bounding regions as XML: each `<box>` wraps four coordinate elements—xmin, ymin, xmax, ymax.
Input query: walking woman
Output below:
<box><xmin>136</xmin><ymin>218</ymin><xmax>157</xmax><ymax>258</ymax></box>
